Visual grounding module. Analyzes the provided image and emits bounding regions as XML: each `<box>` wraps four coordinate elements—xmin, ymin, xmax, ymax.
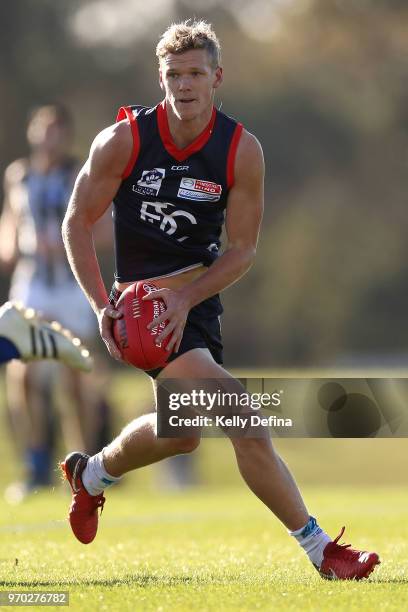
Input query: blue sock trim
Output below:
<box><xmin>101</xmin><ymin>477</ymin><xmax>115</xmax><ymax>486</ymax></box>
<box><xmin>300</xmin><ymin>516</ymin><xmax>321</xmax><ymax>538</ymax></box>
<box><xmin>0</xmin><ymin>337</ymin><xmax>20</xmax><ymax>364</ymax></box>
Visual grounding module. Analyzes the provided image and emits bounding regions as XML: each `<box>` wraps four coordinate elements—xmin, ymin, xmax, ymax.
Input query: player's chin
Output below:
<box><xmin>176</xmin><ymin>100</ymin><xmax>199</xmax><ymax>119</ymax></box>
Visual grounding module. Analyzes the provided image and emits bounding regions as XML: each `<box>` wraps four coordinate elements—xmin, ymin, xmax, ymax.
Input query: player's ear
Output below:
<box><xmin>213</xmin><ymin>66</ymin><xmax>223</xmax><ymax>90</ymax></box>
<box><xmin>159</xmin><ymin>69</ymin><xmax>164</xmax><ymax>91</ymax></box>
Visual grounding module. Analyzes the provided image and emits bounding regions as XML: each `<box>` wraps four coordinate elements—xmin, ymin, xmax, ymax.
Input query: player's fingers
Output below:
<box><xmin>155</xmin><ymin>319</ymin><xmax>176</xmax><ymax>345</ymax></box>
<box><xmin>103</xmin><ymin>339</ymin><xmax>122</xmax><ymax>361</ymax></box>
<box><xmin>142</xmin><ymin>288</ymin><xmax>168</xmax><ymax>301</ymax></box>
<box><xmin>166</xmin><ymin>324</ymin><xmax>184</xmax><ymax>353</ymax></box>
<box><xmin>174</xmin><ymin>332</ymin><xmax>184</xmax><ymax>353</ymax></box>
<box><xmin>101</xmin><ymin>330</ymin><xmax>122</xmax><ymax>360</ymax></box>
<box><xmin>166</xmin><ymin>333</ymin><xmax>178</xmax><ymax>353</ymax></box>
<box><xmin>105</xmin><ymin>306</ymin><xmax>122</xmax><ymax>319</ymax></box>
<box><xmin>147</xmin><ymin>311</ymin><xmax>170</xmax><ymax>330</ymax></box>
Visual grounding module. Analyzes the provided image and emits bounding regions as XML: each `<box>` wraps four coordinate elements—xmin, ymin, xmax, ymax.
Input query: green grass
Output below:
<box><xmin>0</xmin><ymin>485</ymin><xmax>407</xmax><ymax>611</ymax></box>
<box><xmin>1</xmin><ymin>370</ymin><xmax>408</xmax><ymax>610</ymax></box>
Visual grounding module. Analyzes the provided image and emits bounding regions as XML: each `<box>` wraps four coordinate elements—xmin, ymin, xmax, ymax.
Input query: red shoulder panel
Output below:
<box><xmin>116</xmin><ymin>106</ymin><xmax>140</xmax><ymax>179</ymax></box>
<box><xmin>226</xmin><ymin>123</ymin><xmax>243</xmax><ymax>189</ymax></box>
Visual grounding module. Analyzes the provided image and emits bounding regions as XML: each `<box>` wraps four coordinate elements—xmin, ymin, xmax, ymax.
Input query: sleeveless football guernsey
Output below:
<box><xmin>113</xmin><ymin>101</ymin><xmax>243</xmax><ymax>283</ymax></box>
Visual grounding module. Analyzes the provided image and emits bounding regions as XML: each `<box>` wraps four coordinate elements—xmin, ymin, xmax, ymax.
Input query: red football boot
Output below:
<box><xmin>317</xmin><ymin>526</ymin><xmax>380</xmax><ymax>580</ymax></box>
<box><xmin>60</xmin><ymin>452</ymin><xmax>105</xmax><ymax>544</ymax></box>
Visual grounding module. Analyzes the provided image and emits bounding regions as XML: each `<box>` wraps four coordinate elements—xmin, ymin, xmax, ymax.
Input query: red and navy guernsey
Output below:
<box><xmin>113</xmin><ymin>101</ymin><xmax>243</xmax><ymax>285</ymax></box>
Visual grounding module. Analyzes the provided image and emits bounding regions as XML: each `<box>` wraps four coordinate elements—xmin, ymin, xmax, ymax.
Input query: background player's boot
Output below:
<box><xmin>317</xmin><ymin>527</ymin><xmax>380</xmax><ymax>580</ymax></box>
<box><xmin>0</xmin><ymin>301</ymin><xmax>93</xmax><ymax>371</ymax></box>
<box><xmin>60</xmin><ymin>452</ymin><xmax>105</xmax><ymax>544</ymax></box>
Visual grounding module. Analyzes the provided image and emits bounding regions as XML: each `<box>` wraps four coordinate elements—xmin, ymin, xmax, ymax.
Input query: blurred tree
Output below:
<box><xmin>2</xmin><ymin>0</ymin><xmax>408</xmax><ymax>366</ymax></box>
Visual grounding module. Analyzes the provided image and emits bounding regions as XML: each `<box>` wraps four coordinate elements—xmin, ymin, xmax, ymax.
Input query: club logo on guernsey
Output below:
<box><xmin>177</xmin><ymin>178</ymin><xmax>222</xmax><ymax>202</ymax></box>
<box><xmin>133</xmin><ymin>168</ymin><xmax>165</xmax><ymax>197</ymax></box>
<box><xmin>140</xmin><ymin>201</ymin><xmax>197</xmax><ymax>242</ymax></box>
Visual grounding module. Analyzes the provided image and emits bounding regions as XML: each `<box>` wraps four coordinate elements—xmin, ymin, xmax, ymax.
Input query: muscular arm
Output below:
<box><xmin>62</xmin><ymin>121</ymin><xmax>132</xmax><ymax>357</ymax></box>
<box><xmin>148</xmin><ymin>130</ymin><xmax>264</xmax><ymax>352</ymax></box>
<box><xmin>181</xmin><ymin>130</ymin><xmax>264</xmax><ymax>306</ymax></box>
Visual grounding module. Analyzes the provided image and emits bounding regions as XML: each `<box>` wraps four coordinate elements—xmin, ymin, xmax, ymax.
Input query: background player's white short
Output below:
<box><xmin>10</xmin><ymin>265</ymin><xmax>95</xmax><ymax>340</ymax></box>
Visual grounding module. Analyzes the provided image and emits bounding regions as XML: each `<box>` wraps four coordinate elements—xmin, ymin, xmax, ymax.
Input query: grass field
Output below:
<box><xmin>1</xmin><ymin>486</ymin><xmax>408</xmax><ymax>611</ymax></box>
<box><xmin>1</xmin><ymin>371</ymin><xmax>408</xmax><ymax>611</ymax></box>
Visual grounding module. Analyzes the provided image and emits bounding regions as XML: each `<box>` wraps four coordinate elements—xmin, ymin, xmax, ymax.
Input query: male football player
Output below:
<box><xmin>60</xmin><ymin>20</ymin><xmax>379</xmax><ymax>580</ymax></box>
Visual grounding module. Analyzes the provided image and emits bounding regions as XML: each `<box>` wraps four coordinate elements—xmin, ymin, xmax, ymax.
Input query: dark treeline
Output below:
<box><xmin>1</xmin><ymin>0</ymin><xmax>408</xmax><ymax>366</ymax></box>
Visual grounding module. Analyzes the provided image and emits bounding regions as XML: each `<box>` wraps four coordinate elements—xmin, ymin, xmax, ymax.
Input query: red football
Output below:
<box><xmin>113</xmin><ymin>281</ymin><xmax>170</xmax><ymax>370</ymax></box>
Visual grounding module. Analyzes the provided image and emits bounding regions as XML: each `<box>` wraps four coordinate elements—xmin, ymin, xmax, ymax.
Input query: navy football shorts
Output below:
<box><xmin>109</xmin><ymin>284</ymin><xmax>224</xmax><ymax>379</ymax></box>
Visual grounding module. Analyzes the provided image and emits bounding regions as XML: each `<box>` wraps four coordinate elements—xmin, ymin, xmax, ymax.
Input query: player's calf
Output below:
<box><xmin>168</xmin><ymin>436</ymin><xmax>201</xmax><ymax>455</ymax></box>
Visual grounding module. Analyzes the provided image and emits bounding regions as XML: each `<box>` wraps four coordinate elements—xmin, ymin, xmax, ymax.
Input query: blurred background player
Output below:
<box><xmin>0</xmin><ymin>105</ymin><xmax>112</xmax><ymax>500</ymax></box>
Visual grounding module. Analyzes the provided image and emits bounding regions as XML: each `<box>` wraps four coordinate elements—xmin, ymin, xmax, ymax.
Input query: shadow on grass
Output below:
<box><xmin>372</xmin><ymin>578</ymin><xmax>408</xmax><ymax>584</ymax></box>
<box><xmin>1</xmin><ymin>576</ymin><xmax>408</xmax><ymax>587</ymax></box>
<box><xmin>0</xmin><ymin>575</ymin><xmax>207</xmax><ymax>588</ymax></box>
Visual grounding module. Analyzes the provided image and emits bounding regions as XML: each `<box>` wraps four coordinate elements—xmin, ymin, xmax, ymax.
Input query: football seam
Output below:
<box><xmin>133</xmin><ymin>293</ymin><xmax>150</xmax><ymax>370</ymax></box>
<box><xmin>135</xmin><ymin>316</ymin><xmax>150</xmax><ymax>370</ymax></box>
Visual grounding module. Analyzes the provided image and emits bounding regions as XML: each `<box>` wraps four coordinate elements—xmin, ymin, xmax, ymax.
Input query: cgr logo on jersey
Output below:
<box><xmin>133</xmin><ymin>168</ymin><xmax>165</xmax><ymax>197</ymax></box>
<box><xmin>178</xmin><ymin>178</ymin><xmax>222</xmax><ymax>202</ymax></box>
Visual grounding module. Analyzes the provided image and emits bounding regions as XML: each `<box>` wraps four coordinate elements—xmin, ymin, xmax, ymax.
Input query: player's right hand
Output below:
<box><xmin>97</xmin><ymin>305</ymin><xmax>123</xmax><ymax>361</ymax></box>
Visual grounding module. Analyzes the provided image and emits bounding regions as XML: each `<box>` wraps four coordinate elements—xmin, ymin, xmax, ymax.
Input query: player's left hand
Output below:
<box><xmin>143</xmin><ymin>288</ymin><xmax>190</xmax><ymax>354</ymax></box>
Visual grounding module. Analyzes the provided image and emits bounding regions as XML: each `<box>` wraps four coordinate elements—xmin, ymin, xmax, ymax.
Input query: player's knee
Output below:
<box><xmin>171</xmin><ymin>436</ymin><xmax>201</xmax><ymax>455</ymax></box>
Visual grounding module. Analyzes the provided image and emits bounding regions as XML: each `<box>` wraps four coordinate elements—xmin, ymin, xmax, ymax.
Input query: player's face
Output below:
<box><xmin>27</xmin><ymin>117</ymin><xmax>71</xmax><ymax>157</ymax></box>
<box><xmin>159</xmin><ymin>49</ymin><xmax>223</xmax><ymax>121</ymax></box>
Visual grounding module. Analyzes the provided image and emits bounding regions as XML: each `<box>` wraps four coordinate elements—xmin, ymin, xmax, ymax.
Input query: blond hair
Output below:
<box><xmin>156</xmin><ymin>20</ymin><xmax>221</xmax><ymax>69</ymax></box>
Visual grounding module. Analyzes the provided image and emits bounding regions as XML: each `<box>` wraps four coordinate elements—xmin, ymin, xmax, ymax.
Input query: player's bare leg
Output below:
<box><xmin>62</xmin><ymin>347</ymin><xmax>308</xmax><ymax>533</ymax></box>
<box><xmin>103</xmin><ymin>413</ymin><xmax>200</xmax><ymax>475</ymax></box>
<box><xmin>157</xmin><ymin>348</ymin><xmax>309</xmax><ymax>531</ymax></box>
<box><xmin>60</xmin><ymin>375</ymin><xmax>201</xmax><ymax>544</ymax></box>
<box><xmin>98</xmin><ymin>348</ymin><xmax>309</xmax><ymax>532</ymax></box>
<box><xmin>156</xmin><ymin>349</ymin><xmax>379</xmax><ymax>578</ymax></box>
<box><xmin>65</xmin><ymin>347</ymin><xmax>379</xmax><ymax>576</ymax></box>
<box><xmin>60</xmin><ymin>415</ymin><xmax>200</xmax><ymax>544</ymax></box>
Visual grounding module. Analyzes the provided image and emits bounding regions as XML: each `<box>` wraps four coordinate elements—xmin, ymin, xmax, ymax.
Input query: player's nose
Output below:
<box><xmin>178</xmin><ymin>76</ymin><xmax>192</xmax><ymax>90</ymax></box>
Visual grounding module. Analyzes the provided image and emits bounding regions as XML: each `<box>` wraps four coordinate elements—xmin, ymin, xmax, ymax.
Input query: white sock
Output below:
<box><xmin>82</xmin><ymin>450</ymin><xmax>122</xmax><ymax>496</ymax></box>
<box><xmin>289</xmin><ymin>516</ymin><xmax>331</xmax><ymax>568</ymax></box>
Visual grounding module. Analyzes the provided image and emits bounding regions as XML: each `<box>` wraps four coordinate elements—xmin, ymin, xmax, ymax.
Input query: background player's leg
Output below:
<box><xmin>5</xmin><ymin>361</ymin><xmax>31</xmax><ymax>456</ymax></box>
<box><xmin>160</xmin><ymin>349</ymin><xmax>309</xmax><ymax>531</ymax></box>
<box><xmin>5</xmin><ymin>361</ymin><xmax>54</xmax><ymax>489</ymax></box>
<box><xmin>57</xmin><ymin>367</ymin><xmax>88</xmax><ymax>452</ymax></box>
